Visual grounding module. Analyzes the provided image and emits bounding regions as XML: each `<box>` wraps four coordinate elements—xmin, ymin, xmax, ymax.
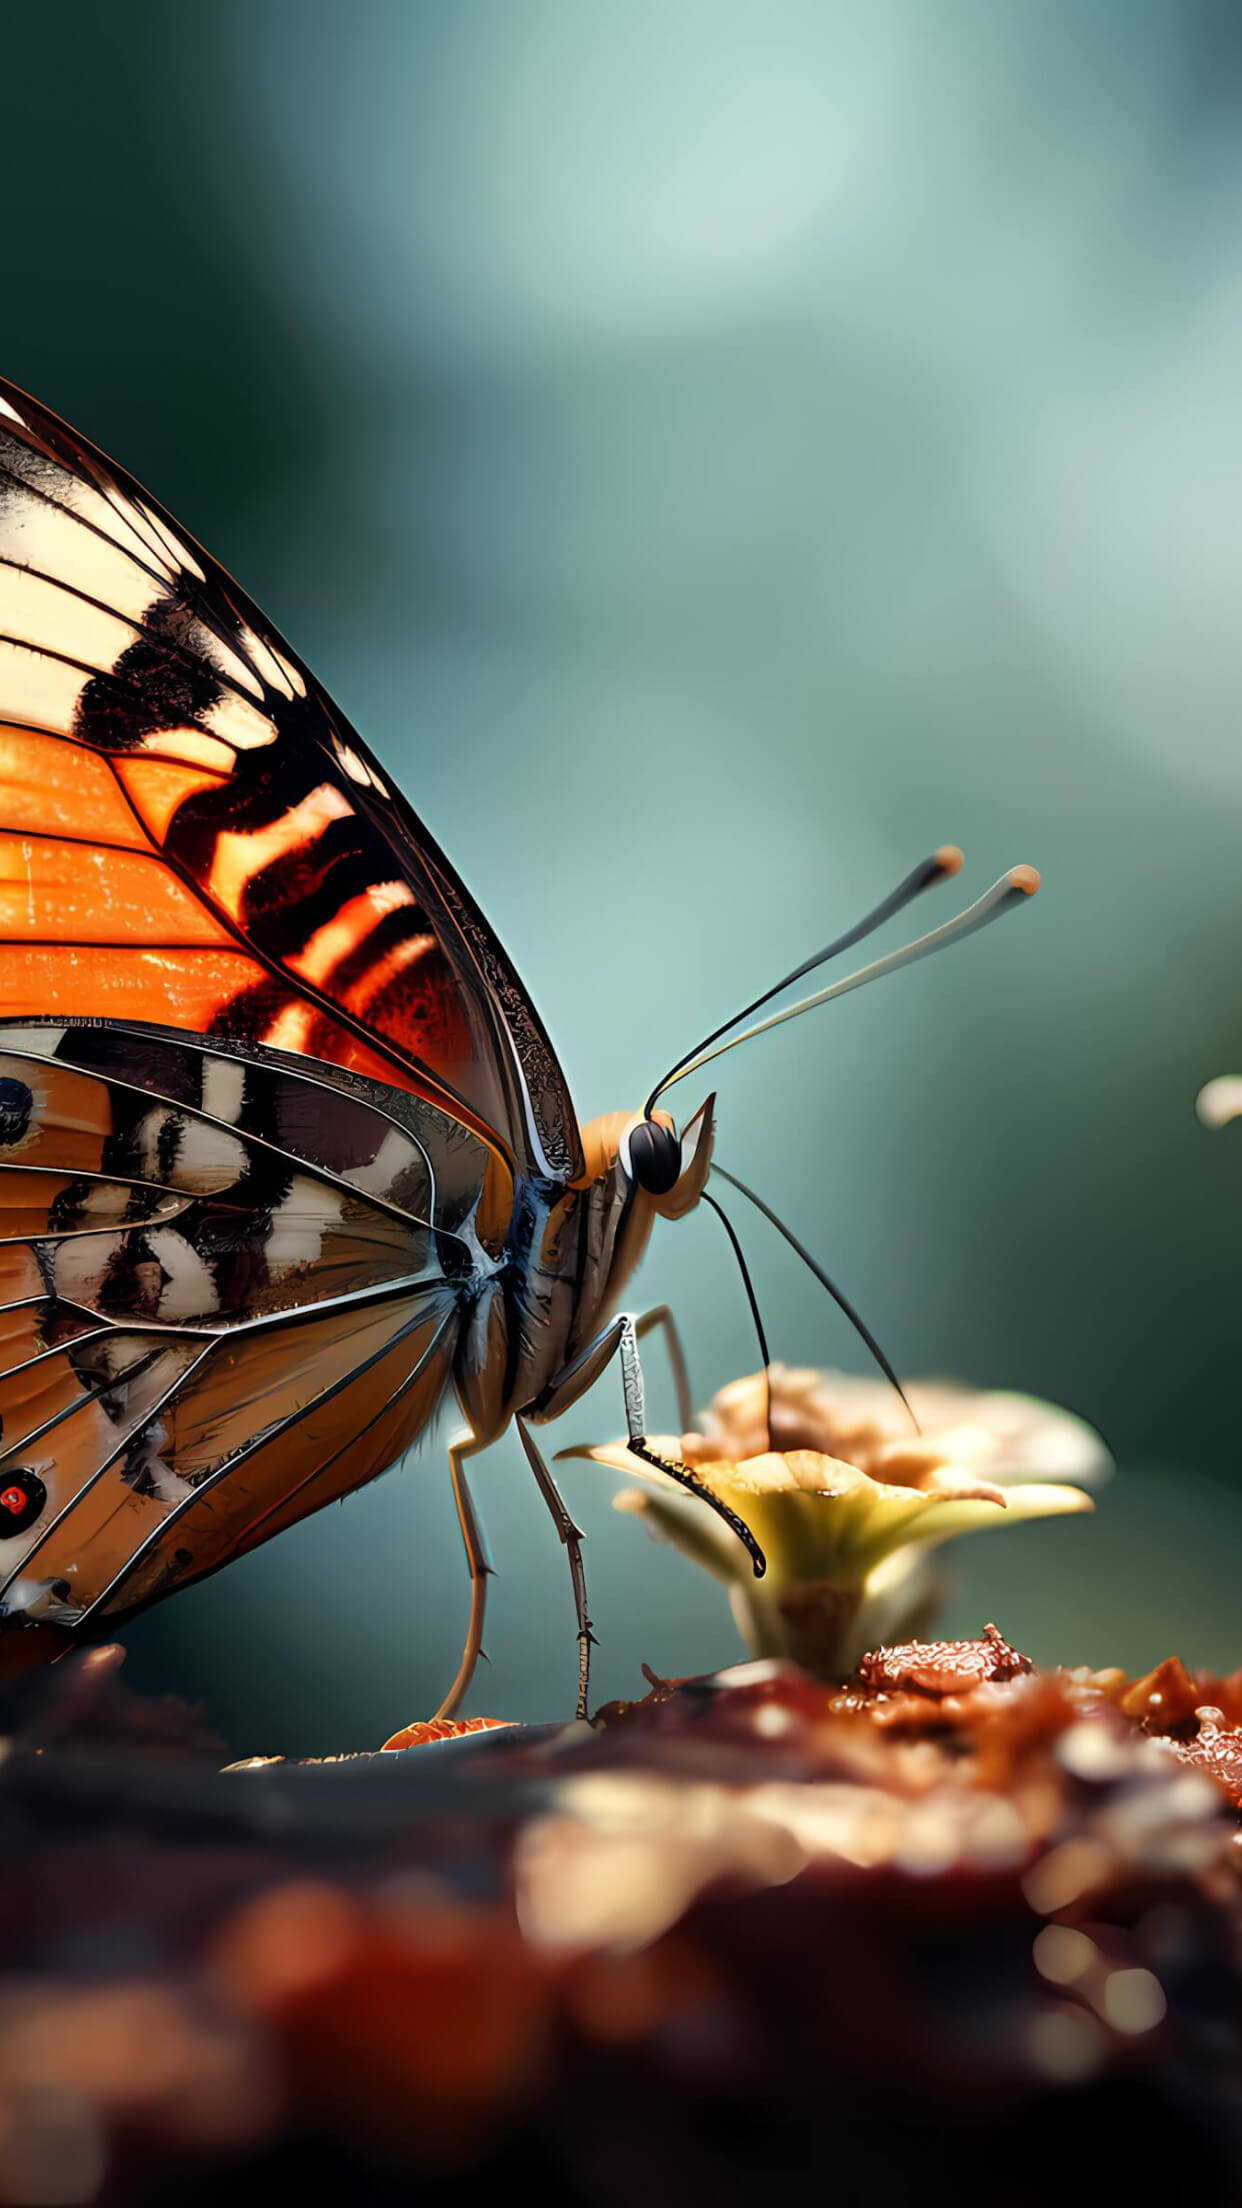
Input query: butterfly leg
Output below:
<box><xmin>520</xmin><ymin>1311</ymin><xmax>674</xmax><ymax>1715</ymax></box>
<box><xmin>532</xmin><ymin>1312</ymin><xmax>766</xmax><ymax>1579</ymax></box>
<box><xmin>633</xmin><ymin>1303</ymin><xmax>694</xmax><ymax>1434</ymax></box>
<box><xmin>434</xmin><ymin>1427</ymin><xmax>492</xmax><ymax>1720</ymax></box>
<box><xmin>516</xmin><ymin>1417</ymin><xmax>594</xmax><ymax>1720</ymax></box>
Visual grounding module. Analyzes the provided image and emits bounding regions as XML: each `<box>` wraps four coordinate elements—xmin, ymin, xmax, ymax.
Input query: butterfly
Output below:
<box><xmin>0</xmin><ymin>377</ymin><xmax>1037</xmax><ymax>1714</ymax></box>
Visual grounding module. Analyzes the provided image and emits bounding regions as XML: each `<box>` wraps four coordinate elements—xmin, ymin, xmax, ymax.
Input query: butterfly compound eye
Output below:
<box><xmin>628</xmin><ymin>1118</ymin><xmax>682</xmax><ymax>1195</ymax></box>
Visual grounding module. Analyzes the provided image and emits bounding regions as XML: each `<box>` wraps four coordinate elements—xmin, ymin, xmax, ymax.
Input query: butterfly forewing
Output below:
<box><xmin>0</xmin><ymin>378</ymin><xmax>581</xmax><ymax>1182</ymax></box>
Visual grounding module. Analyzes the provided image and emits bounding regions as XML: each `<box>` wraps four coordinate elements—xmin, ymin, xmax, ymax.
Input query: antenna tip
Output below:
<box><xmin>1009</xmin><ymin>864</ymin><xmax>1041</xmax><ymax>896</ymax></box>
<box><xmin>935</xmin><ymin>844</ymin><xmax>964</xmax><ymax>878</ymax></box>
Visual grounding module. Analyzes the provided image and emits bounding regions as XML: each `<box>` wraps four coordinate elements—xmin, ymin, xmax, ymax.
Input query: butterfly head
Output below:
<box><xmin>577</xmin><ymin>1095</ymin><xmax>715</xmax><ymax>1219</ymax></box>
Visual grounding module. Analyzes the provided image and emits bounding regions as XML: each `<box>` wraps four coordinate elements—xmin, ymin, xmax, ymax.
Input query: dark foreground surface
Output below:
<box><xmin>2</xmin><ymin>1633</ymin><xmax>1242</xmax><ymax>2206</ymax></box>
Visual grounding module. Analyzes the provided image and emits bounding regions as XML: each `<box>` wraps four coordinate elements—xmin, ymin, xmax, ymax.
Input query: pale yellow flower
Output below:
<box><xmin>563</xmin><ymin>1366</ymin><xmax>1105</xmax><ymax>1680</ymax></box>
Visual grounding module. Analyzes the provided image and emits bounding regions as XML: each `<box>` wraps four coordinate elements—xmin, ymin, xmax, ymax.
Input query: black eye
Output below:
<box><xmin>628</xmin><ymin>1119</ymin><xmax>681</xmax><ymax>1195</ymax></box>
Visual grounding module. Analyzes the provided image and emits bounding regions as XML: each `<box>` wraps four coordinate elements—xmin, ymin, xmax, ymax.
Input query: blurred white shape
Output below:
<box><xmin>1027</xmin><ymin>2005</ymin><xmax>1103</xmax><ymax>2083</ymax></box>
<box><xmin>1196</xmin><ymin>1076</ymin><xmax>1242</xmax><ymax>1128</ymax></box>
<box><xmin>1101</xmin><ymin>1966</ymin><xmax>1167</xmax><ymax>2035</ymax></box>
<box><xmin>1033</xmin><ymin>1924</ymin><xmax>1097</xmax><ymax>1987</ymax></box>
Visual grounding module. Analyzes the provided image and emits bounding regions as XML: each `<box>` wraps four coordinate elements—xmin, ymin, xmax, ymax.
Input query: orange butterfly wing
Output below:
<box><xmin>0</xmin><ymin>378</ymin><xmax>582</xmax><ymax>1183</ymax></box>
<box><xmin>0</xmin><ymin>1022</ymin><xmax>466</xmax><ymax>1629</ymax></box>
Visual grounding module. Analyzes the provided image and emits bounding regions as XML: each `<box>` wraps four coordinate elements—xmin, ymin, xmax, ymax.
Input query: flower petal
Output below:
<box><xmin>693</xmin><ymin>1366</ymin><xmax>1112</xmax><ymax>1492</ymax></box>
<box><xmin>557</xmin><ymin>1439</ymin><xmax>683</xmax><ymax>1481</ymax></box>
<box><xmin>943</xmin><ymin>1394</ymin><xmax>1111</xmax><ymax>1489</ymax></box>
<box><xmin>872</xmin><ymin>1480</ymin><xmax>1091</xmax><ymax>1563</ymax></box>
<box><xmin>954</xmin><ymin>1479</ymin><xmax>1095</xmax><ymax>1529</ymax></box>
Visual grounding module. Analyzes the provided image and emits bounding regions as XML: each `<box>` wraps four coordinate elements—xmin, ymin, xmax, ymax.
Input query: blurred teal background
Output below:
<box><xmin>4</xmin><ymin>0</ymin><xmax>1242</xmax><ymax>1753</ymax></box>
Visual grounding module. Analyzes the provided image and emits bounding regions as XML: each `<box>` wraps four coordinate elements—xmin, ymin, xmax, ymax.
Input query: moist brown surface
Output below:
<box><xmin>2</xmin><ymin>1634</ymin><xmax>1241</xmax><ymax>2205</ymax></box>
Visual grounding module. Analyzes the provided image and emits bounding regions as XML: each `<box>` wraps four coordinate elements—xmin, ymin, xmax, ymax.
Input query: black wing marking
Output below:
<box><xmin>0</xmin><ymin>375</ymin><xmax>582</xmax><ymax>1181</ymax></box>
<box><xmin>0</xmin><ymin>1022</ymin><xmax>474</xmax><ymax>1629</ymax></box>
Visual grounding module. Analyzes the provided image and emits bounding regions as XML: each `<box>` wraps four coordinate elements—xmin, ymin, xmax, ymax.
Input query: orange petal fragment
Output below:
<box><xmin>381</xmin><ymin>1715</ymin><xmax>513</xmax><ymax>1752</ymax></box>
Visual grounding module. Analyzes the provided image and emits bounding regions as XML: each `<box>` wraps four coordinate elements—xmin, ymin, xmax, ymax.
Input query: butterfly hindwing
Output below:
<box><xmin>0</xmin><ymin>1022</ymin><xmax>471</xmax><ymax>1630</ymax></box>
<box><xmin>0</xmin><ymin>377</ymin><xmax>581</xmax><ymax>1182</ymax></box>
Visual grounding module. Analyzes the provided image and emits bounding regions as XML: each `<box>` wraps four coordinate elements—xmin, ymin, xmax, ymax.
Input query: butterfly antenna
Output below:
<box><xmin>702</xmin><ymin>1190</ymin><xmax>773</xmax><ymax>1448</ymax></box>
<box><xmin>645</xmin><ymin>846</ymin><xmax>963</xmax><ymax>1117</ymax></box>
<box><xmin>711</xmin><ymin>1162</ymin><xmax>918</xmax><ymax>1431</ymax></box>
<box><xmin>655</xmin><ymin>864</ymin><xmax>1039</xmax><ymax>1100</ymax></box>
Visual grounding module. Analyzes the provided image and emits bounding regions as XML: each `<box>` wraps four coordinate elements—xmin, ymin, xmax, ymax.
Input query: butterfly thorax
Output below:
<box><xmin>452</xmin><ymin>1160</ymin><xmax>658</xmax><ymax>1446</ymax></box>
<box><xmin>450</xmin><ymin>1095</ymin><xmax>713</xmax><ymax>1445</ymax></box>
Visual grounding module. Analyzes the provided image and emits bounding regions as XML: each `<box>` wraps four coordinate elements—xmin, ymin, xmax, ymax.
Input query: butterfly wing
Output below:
<box><xmin>0</xmin><ymin>1021</ymin><xmax>475</xmax><ymax>1632</ymax></box>
<box><xmin>0</xmin><ymin>378</ymin><xmax>582</xmax><ymax>1183</ymax></box>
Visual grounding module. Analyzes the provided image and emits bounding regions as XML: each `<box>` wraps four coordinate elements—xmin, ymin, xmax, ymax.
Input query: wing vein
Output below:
<box><xmin>0</xmin><ymin>553</ymin><xmax>273</xmax><ymax>720</ymax></box>
<box><xmin>0</xmin><ymin>1040</ymin><xmax>462</xmax><ymax>1241</ymax></box>
<box><xmin>82</xmin><ymin>1303</ymin><xmax>458</xmax><ymax>1622</ymax></box>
